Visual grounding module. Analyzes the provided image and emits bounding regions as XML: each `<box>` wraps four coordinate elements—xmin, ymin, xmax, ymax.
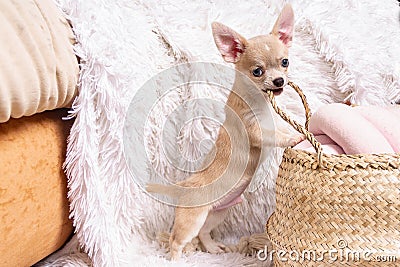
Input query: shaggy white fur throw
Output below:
<box><xmin>39</xmin><ymin>0</ymin><xmax>399</xmax><ymax>266</ymax></box>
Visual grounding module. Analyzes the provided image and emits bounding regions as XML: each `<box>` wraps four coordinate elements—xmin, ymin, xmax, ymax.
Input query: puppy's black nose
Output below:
<box><xmin>272</xmin><ymin>77</ymin><xmax>284</xmax><ymax>87</ymax></box>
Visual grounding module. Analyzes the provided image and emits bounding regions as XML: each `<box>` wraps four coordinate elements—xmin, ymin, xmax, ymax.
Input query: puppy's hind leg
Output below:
<box><xmin>198</xmin><ymin>208</ymin><xmax>229</xmax><ymax>254</ymax></box>
<box><xmin>169</xmin><ymin>206</ymin><xmax>209</xmax><ymax>261</ymax></box>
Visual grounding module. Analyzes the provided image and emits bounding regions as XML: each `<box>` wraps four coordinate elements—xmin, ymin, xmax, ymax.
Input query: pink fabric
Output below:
<box><xmin>354</xmin><ymin>106</ymin><xmax>400</xmax><ymax>153</ymax></box>
<box><xmin>294</xmin><ymin>104</ymin><xmax>400</xmax><ymax>155</ymax></box>
<box><xmin>294</xmin><ymin>134</ymin><xmax>345</xmax><ymax>154</ymax></box>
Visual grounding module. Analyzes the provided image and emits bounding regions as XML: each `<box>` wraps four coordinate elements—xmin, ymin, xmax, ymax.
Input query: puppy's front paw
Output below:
<box><xmin>203</xmin><ymin>241</ymin><xmax>226</xmax><ymax>254</ymax></box>
<box><xmin>277</xmin><ymin>134</ymin><xmax>305</xmax><ymax>147</ymax></box>
<box><xmin>288</xmin><ymin>134</ymin><xmax>305</xmax><ymax>147</ymax></box>
<box><xmin>170</xmin><ymin>251</ymin><xmax>181</xmax><ymax>261</ymax></box>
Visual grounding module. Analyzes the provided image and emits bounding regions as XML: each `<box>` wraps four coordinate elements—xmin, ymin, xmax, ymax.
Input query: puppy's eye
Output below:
<box><xmin>252</xmin><ymin>67</ymin><xmax>263</xmax><ymax>77</ymax></box>
<box><xmin>281</xmin><ymin>58</ymin><xmax>289</xmax><ymax>68</ymax></box>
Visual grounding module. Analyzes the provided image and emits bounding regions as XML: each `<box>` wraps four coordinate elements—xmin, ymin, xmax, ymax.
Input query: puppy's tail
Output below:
<box><xmin>145</xmin><ymin>183</ymin><xmax>180</xmax><ymax>197</ymax></box>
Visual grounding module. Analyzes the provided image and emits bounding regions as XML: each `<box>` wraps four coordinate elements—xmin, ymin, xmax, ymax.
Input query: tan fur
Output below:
<box><xmin>146</xmin><ymin>4</ymin><xmax>303</xmax><ymax>260</ymax></box>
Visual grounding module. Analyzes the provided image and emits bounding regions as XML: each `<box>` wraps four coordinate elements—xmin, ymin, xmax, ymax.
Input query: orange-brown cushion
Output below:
<box><xmin>0</xmin><ymin>109</ymin><xmax>74</xmax><ymax>267</ymax></box>
<box><xmin>0</xmin><ymin>0</ymin><xmax>79</xmax><ymax>123</ymax></box>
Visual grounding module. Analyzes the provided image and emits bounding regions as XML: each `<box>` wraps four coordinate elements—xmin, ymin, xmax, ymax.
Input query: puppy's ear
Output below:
<box><xmin>211</xmin><ymin>22</ymin><xmax>248</xmax><ymax>63</ymax></box>
<box><xmin>271</xmin><ymin>4</ymin><xmax>294</xmax><ymax>47</ymax></box>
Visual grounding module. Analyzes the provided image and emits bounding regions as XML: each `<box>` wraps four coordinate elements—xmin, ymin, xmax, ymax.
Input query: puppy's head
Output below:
<box><xmin>212</xmin><ymin>4</ymin><xmax>294</xmax><ymax>96</ymax></box>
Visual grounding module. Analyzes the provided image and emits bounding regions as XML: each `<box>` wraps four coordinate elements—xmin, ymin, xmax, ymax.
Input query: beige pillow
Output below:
<box><xmin>0</xmin><ymin>0</ymin><xmax>79</xmax><ymax>123</ymax></box>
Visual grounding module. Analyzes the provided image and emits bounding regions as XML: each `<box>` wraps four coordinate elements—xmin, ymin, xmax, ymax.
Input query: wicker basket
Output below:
<box><xmin>265</xmin><ymin>82</ymin><xmax>400</xmax><ymax>266</ymax></box>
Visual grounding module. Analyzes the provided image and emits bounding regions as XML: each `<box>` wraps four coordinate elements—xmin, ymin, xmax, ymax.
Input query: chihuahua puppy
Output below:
<box><xmin>147</xmin><ymin>4</ymin><xmax>301</xmax><ymax>260</ymax></box>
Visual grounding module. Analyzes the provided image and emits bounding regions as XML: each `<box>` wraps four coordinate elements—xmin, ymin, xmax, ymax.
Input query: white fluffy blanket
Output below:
<box><xmin>40</xmin><ymin>0</ymin><xmax>400</xmax><ymax>266</ymax></box>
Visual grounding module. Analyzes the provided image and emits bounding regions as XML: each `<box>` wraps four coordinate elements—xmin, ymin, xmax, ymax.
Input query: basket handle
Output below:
<box><xmin>266</xmin><ymin>81</ymin><xmax>324</xmax><ymax>167</ymax></box>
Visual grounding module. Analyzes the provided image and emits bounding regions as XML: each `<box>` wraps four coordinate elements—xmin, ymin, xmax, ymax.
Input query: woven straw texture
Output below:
<box><xmin>266</xmin><ymin>83</ymin><xmax>400</xmax><ymax>266</ymax></box>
